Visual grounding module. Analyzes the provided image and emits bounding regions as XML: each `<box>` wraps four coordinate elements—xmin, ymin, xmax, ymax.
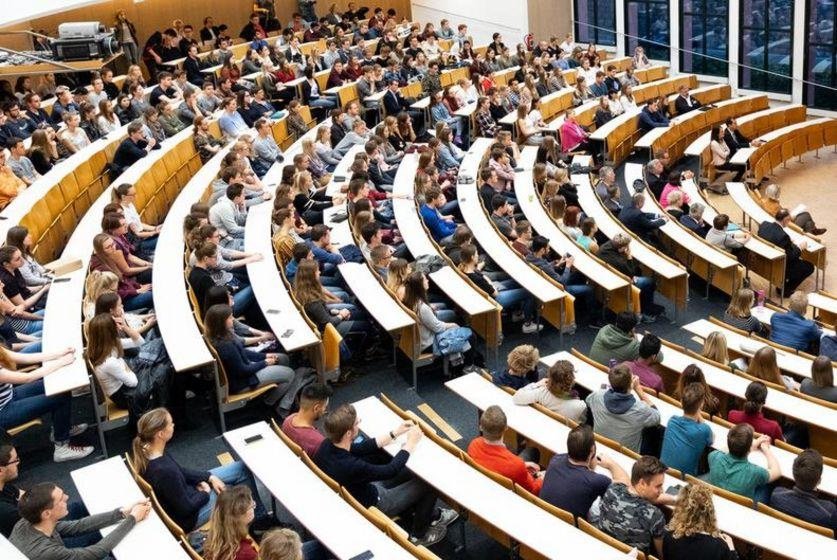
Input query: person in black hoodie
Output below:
<box><xmin>598</xmin><ymin>234</ymin><xmax>661</xmax><ymax>321</ymax></box>
<box><xmin>757</xmin><ymin>209</ymin><xmax>815</xmax><ymax>296</ymax></box>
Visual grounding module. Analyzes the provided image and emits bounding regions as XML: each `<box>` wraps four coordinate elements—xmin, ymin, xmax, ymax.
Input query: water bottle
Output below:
<box><xmin>756</xmin><ymin>289</ymin><xmax>765</xmax><ymax>309</ymax></box>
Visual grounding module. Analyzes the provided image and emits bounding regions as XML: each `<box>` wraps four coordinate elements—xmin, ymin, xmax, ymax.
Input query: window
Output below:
<box><xmin>804</xmin><ymin>0</ymin><xmax>836</xmax><ymax>109</ymax></box>
<box><xmin>739</xmin><ymin>0</ymin><xmax>794</xmax><ymax>93</ymax></box>
<box><xmin>574</xmin><ymin>0</ymin><xmax>617</xmax><ymax>47</ymax></box>
<box><xmin>680</xmin><ymin>0</ymin><xmax>729</xmax><ymax>76</ymax></box>
<box><xmin>625</xmin><ymin>0</ymin><xmax>670</xmax><ymax>60</ymax></box>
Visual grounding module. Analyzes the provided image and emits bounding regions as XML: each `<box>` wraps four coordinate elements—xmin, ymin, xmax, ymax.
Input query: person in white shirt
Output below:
<box><xmin>87</xmin><ymin>76</ymin><xmax>109</xmax><ymax>110</ymax></box>
<box><xmin>620</xmin><ymin>85</ymin><xmax>638</xmax><ymax>112</ymax></box>
<box><xmin>559</xmin><ymin>33</ymin><xmax>574</xmax><ymax>56</ymax></box>
<box><xmin>512</xmin><ymin>359</ymin><xmax>588</xmax><ymax>423</ymax></box>
<box><xmin>113</xmin><ymin>183</ymin><xmax>161</xmax><ymax>254</ymax></box>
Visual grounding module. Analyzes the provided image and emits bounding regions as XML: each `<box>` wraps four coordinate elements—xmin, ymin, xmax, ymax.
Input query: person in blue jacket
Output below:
<box><xmin>420</xmin><ymin>186</ymin><xmax>457</xmax><ymax>243</ymax></box>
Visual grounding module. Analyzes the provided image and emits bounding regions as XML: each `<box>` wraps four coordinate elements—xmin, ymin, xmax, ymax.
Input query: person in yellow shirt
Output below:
<box><xmin>0</xmin><ymin>151</ymin><xmax>26</xmax><ymax>209</ymax></box>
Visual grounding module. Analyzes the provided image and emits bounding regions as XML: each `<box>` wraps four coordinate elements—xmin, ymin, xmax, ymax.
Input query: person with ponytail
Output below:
<box><xmin>132</xmin><ymin>408</ymin><xmax>268</xmax><ymax>536</ymax></box>
<box><xmin>727</xmin><ymin>381</ymin><xmax>784</xmax><ymax>442</ymax></box>
<box><xmin>202</xmin><ymin>485</ymin><xmax>259</xmax><ymax>560</ymax></box>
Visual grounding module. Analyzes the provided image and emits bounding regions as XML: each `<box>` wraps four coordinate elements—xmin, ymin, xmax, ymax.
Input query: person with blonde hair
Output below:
<box><xmin>663</xmin><ymin>484</ymin><xmax>737</xmax><ymax>559</ymax></box>
<box><xmin>723</xmin><ymin>287</ymin><xmax>767</xmax><ymax>335</ymax></box>
<box><xmin>202</xmin><ymin>485</ymin><xmax>259</xmax><ymax>560</ymax></box>
<box><xmin>258</xmin><ymin>528</ymin><xmax>302</xmax><ymax>560</ymax></box>
<box><xmin>513</xmin><ymin>359</ymin><xmax>587</xmax><ymax>422</ymax></box>
<box><xmin>493</xmin><ymin>344</ymin><xmax>541</xmax><ymax>389</ymax></box>
<box><xmin>131</xmin><ymin>408</ymin><xmax>267</xmax><ymax>534</ymax></box>
<box><xmin>747</xmin><ymin>346</ymin><xmax>799</xmax><ymax>391</ymax></box>
<box><xmin>701</xmin><ymin>331</ymin><xmax>730</xmax><ymax>365</ymax></box>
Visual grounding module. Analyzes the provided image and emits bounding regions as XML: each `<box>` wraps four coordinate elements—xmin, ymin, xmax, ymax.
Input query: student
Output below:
<box><xmin>4</xmin><ymin>226</ymin><xmax>52</xmax><ymax>287</ymax></box>
<box><xmin>663</xmin><ymin>484</ymin><xmax>738</xmax><ymax>559</ymax></box>
<box><xmin>512</xmin><ymin>359</ymin><xmax>587</xmax><ymax>423</ymax></box>
<box><xmin>205</xmin><ymin>304</ymin><xmax>294</xmax><ymax>415</ymax></box>
<box><xmin>113</xmin><ymin>183</ymin><xmax>161</xmax><ymax>254</ymax></box>
<box><xmin>770</xmin><ymin>449</ymin><xmax>837</xmax><ymax>535</ymax></box>
<box><xmin>585</xmin><ymin>363</ymin><xmax>661</xmax><ymax>453</ymax></box>
<box><xmin>10</xmin><ymin>482</ymin><xmax>151</xmax><ymax>559</ymax></box>
<box><xmin>801</xmin><ymin>355</ymin><xmax>837</xmax><ymax>403</ymax></box>
<box><xmin>0</xmin><ymin>150</ymin><xmax>26</xmax><ymax>210</ymax></box>
<box><xmin>313</xmin><ymin>404</ymin><xmax>457</xmax><ymax>547</ymax></box>
<box><xmin>660</xmin><ymin>383</ymin><xmax>714</xmax><ymax>476</ymax></box>
<box><xmin>676</xmin><ymin>363</ymin><xmax>721</xmax><ymax>416</ymax></box>
<box><xmin>202</xmin><ymin>485</ymin><xmax>260</xmax><ymax>560</ymax></box>
<box><xmin>591</xmin><ymin>456</ymin><xmax>674</xmax><ymax>558</ymax></box>
<box><xmin>540</xmin><ymin>425</ymin><xmax>629</xmax><ymax>519</ymax></box>
<box><xmin>132</xmin><ymin>408</ymin><xmax>267</xmax><ymax>533</ymax></box>
<box><xmin>467</xmin><ymin>405</ymin><xmax>543</xmax><ymax>494</ymax></box>
<box><xmin>723</xmin><ymin>287</ymin><xmax>767</xmax><ymax>335</ymax></box>
<box><xmin>727</xmin><ymin>381</ymin><xmax>784</xmax><ymax>442</ymax></box>
<box><xmin>747</xmin><ymin>346</ymin><xmax>798</xmax><ymax>391</ymax></box>
<box><xmin>769</xmin><ymin>291</ymin><xmax>822</xmax><ymax>352</ymax></box>
<box><xmin>707</xmin><ymin>423</ymin><xmax>781</xmax><ymax>501</ymax></box>
<box><xmin>492</xmin><ymin>344</ymin><xmax>540</xmax><ymax>390</ymax></box>
<box><xmin>623</xmin><ymin>334</ymin><xmax>665</xmax><ymax>393</ymax></box>
<box><xmin>589</xmin><ymin>311</ymin><xmax>640</xmax><ymax>365</ymax></box>
<box><xmin>281</xmin><ymin>383</ymin><xmax>332</xmax><ymax>456</ymax></box>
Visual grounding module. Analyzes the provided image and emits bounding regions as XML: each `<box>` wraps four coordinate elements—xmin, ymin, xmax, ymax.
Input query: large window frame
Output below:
<box><xmin>680</xmin><ymin>0</ymin><xmax>729</xmax><ymax>76</ymax></box>
<box><xmin>625</xmin><ymin>0</ymin><xmax>671</xmax><ymax>60</ymax></box>
<box><xmin>803</xmin><ymin>0</ymin><xmax>836</xmax><ymax>110</ymax></box>
<box><xmin>738</xmin><ymin>0</ymin><xmax>794</xmax><ymax>94</ymax></box>
<box><xmin>574</xmin><ymin>0</ymin><xmax>617</xmax><ymax>47</ymax></box>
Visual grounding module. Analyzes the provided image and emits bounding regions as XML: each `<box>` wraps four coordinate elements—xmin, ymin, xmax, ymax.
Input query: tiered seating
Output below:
<box><xmin>514</xmin><ymin>157</ymin><xmax>640</xmax><ymax>316</ymax></box>
<box><xmin>741</xmin><ymin>118</ymin><xmax>837</xmax><ymax>184</ymax></box>
<box><xmin>457</xmin><ymin>139</ymin><xmax>574</xmax><ymax>333</ymax></box>
<box><xmin>624</xmin><ymin>163</ymin><xmax>746</xmax><ymax>296</ymax></box>
<box><xmin>573</xmin><ymin>170</ymin><xmax>689</xmax><ymax>314</ymax></box>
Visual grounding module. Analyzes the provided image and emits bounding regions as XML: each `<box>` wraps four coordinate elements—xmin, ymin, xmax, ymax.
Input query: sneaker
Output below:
<box><xmin>521</xmin><ymin>321</ymin><xmax>543</xmax><ymax>334</ymax></box>
<box><xmin>53</xmin><ymin>443</ymin><xmax>94</xmax><ymax>462</ymax></box>
<box><xmin>431</xmin><ymin>508</ymin><xmax>459</xmax><ymax>528</ymax></box>
<box><xmin>813</xmin><ymin>228</ymin><xmax>827</xmax><ymax>235</ymax></box>
<box><xmin>50</xmin><ymin>424</ymin><xmax>89</xmax><ymax>443</ymax></box>
<box><xmin>410</xmin><ymin>523</ymin><xmax>447</xmax><ymax>547</ymax></box>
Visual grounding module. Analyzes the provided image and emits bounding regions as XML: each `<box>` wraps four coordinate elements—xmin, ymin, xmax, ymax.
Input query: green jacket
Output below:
<box><xmin>589</xmin><ymin>324</ymin><xmax>640</xmax><ymax>365</ymax></box>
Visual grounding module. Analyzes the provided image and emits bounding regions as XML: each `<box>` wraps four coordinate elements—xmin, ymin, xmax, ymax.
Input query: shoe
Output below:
<box><xmin>50</xmin><ymin>424</ymin><xmax>89</xmax><ymax>443</ymax></box>
<box><xmin>410</xmin><ymin>523</ymin><xmax>447</xmax><ymax>547</ymax></box>
<box><xmin>432</xmin><ymin>508</ymin><xmax>459</xmax><ymax>528</ymax></box>
<box><xmin>511</xmin><ymin>310</ymin><xmax>525</xmax><ymax>322</ymax></box>
<box><xmin>640</xmin><ymin>314</ymin><xmax>657</xmax><ymax>323</ymax></box>
<box><xmin>521</xmin><ymin>321</ymin><xmax>543</xmax><ymax>334</ymax></box>
<box><xmin>53</xmin><ymin>443</ymin><xmax>94</xmax><ymax>462</ymax></box>
<box><xmin>812</xmin><ymin>228</ymin><xmax>827</xmax><ymax>235</ymax></box>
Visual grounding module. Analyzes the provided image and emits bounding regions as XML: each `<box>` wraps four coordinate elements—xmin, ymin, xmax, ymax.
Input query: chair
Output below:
<box><xmin>577</xmin><ymin>518</ymin><xmax>647</xmax><ymax>559</ymax></box>
<box><xmin>85</xmin><ymin>358</ymin><xmax>130</xmax><ymax>458</ymax></box>
<box><xmin>322</xmin><ymin>322</ymin><xmax>342</xmax><ymax>383</ymax></box>
<box><xmin>180</xmin><ymin>538</ymin><xmax>203</xmax><ymax>560</ymax></box>
<box><xmin>386</xmin><ymin>521</ymin><xmax>443</xmax><ymax>559</ymax></box>
<box><xmin>461</xmin><ymin>451</ymin><xmax>515</xmax><ymax>490</ymax></box>
<box><xmin>300</xmin><ymin>451</ymin><xmax>340</xmax><ymax>492</ymax></box>
<box><xmin>204</xmin><ymin>338</ymin><xmax>278</xmax><ymax>433</ymax></box>
<box><xmin>756</xmin><ymin>502</ymin><xmax>834</xmax><ymax>538</ymax></box>
<box><xmin>269</xmin><ymin>418</ymin><xmax>303</xmax><ymax>457</ymax></box>
<box><xmin>684</xmin><ymin>474</ymin><xmax>755</xmax><ymax>508</ymax></box>
<box><xmin>513</xmin><ymin>484</ymin><xmax>575</xmax><ymax>525</ymax></box>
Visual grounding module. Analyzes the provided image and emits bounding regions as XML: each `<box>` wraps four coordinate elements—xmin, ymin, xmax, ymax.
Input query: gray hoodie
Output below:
<box><xmin>585</xmin><ymin>389</ymin><xmax>661</xmax><ymax>452</ymax></box>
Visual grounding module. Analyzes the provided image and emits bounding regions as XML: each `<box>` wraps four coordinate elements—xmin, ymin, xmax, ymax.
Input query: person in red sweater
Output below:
<box><xmin>202</xmin><ymin>485</ymin><xmax>259</xmax><ymax>560</ymax></box>
<box><xmin>727</xmin><ymin>381</ymin><xmax>784</xmax><ymax>442</ymax></box>
<box><xmin>467</xmin><ymin>405</ymin><xmax>544</xmax><ymax>494</ymax></box>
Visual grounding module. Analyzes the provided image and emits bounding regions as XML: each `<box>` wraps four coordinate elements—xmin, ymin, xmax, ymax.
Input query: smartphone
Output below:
<box><xmin>244</xmin><ymin>434</ymin><xmax>263</xmax><ymax>445</ymax></box>
<box><xmin>281</xmin><ymin>329</ymin><xmax>294</xmax><ymax>338</ymax></box>
<box><xmin>265</xmin><ymin>309</ymin><xmax>280</xmax><ymax>314</ymax></box>
<box><xmin>348</xmin><ymin>552</ymin><xmax>374</xmax><ymax>560</ymax></box>
<box><xmin>52</xmin><ymin>277</ymin><xmax>71</xmax><ymax>283</ymax></box>
<box><xmin>665</xmin><ymin>484</ymin><xmax>683</xmax><ymax>496</ymax></box>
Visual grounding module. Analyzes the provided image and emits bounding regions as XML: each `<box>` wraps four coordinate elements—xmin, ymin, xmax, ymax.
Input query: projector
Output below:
<box><xmin>49</xmin><ymin>22</ymin><xmax>119</xmax><ymax>62</ymax></box>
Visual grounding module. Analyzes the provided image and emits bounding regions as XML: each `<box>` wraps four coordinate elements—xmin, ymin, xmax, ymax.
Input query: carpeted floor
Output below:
<box><xmin>10</xmin><ymin>145</ymin><xmax>833</xmax><ymax>559</ymax></box>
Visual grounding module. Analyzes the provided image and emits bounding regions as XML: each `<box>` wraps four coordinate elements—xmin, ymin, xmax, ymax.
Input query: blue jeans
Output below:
<box><xmin>20</xmin><ymin>340</ymin><xmax>42</xmax><ymax>353</ymax></box>
<box><xmin>495</xmin><ymin>287</ymin><xmax>535</xmax><ymax>320</ymax></box>
<box><xmin>233</xmin><ymin>286</ymin><xmax>255</xmax><ymax>317</ymax></box>
<box><xmin>124</xmin><ymin>289</ymin><xmax>154</xmax><ymax>312</ymax></box>
<box><xmin>310</xmin><ymin>97</ymin><xmax>336</xmax><ymax>110</ymax></box>
<box><xmin>633</xmin><ymin>276</ymin><xmax>657</xmax><ymax>313</ymax></box>
<box><xmin>195</xmin><ymin>461</ymin><xmax>268</xmax><ymax>528</ymax></box>
<box><xmin>0</xmin><ymin>378</ymin><xmax>71</xmax><ymax>441</ymax></box>
<box><xmin>565</xmin><ymin>283</ymin><xmax>595</xmax><ymax>319</ymax></box>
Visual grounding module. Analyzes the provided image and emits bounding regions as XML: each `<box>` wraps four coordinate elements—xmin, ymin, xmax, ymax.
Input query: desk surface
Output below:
<box><xmin>0</xmin><ymin>534</ymin><xmax>26</xmax><ymax>559</ymax></box>
<box><xmin>224</xmin><ymin>422</ymin><xmax>413</xmax><ymax>560</ymax></box>
<box><xmin>589</xmin><ymin>108</ymin><xmax>642</xmax><ymax>141</ymax></box>
<box><xmin>352</xmin><ymin>396</ymin><xmax>633</xmax><ymax>559</ymax></box>
<box><xmin>153</xmin><ymin>147</ymin><xmax>229</xmax><ymax>372</ymax></box>
<box><xmin>726</xmin><ymin>182</ymin><xmax>824</xmax><ymax>254</ymax></box>
<box><xmin>574</xmin><ymin>173</ymin><xmax>686</xmax><ymax>280</ymax></box>
<box><xmin>338</xmin><ymin>262</ymin><xmax>414</xmax><ymax>332</ymax></box>
<box><xmin>624</xmin><ymin>164</ymin><xmax>741</xmax><ymax>268</ymax></box>
<box><xmin>684</xmin><ymin>105</ymin><xmax>806</xmax><ymax>157</ymax></box>
<box><xmin>657</xmin><ymin>339</ymin><xmax>837</xmax><ymax>430</ymax></box>
<box><xmin>246</xmin><ymin>137</ymin><xmax>321</xmax><ymax>353</ymax></box>
<box><xmin>457</xmin><ymin>140</ymin><xmax>565</xmax><ymax>303</ymax></box>
<box><xmin>809</xmin><ymin>292</ymin><xmax>837</xmax><ymax>315</ymax></box>
<box><xmin>683</xmin><ymin>318</ymin><xmax>833</xmax><ymax>381</ymax></box>
<box><xmin>71</xmin><ymin>456</ymin><xmax>190</xmax><ymax>560</ymax></box>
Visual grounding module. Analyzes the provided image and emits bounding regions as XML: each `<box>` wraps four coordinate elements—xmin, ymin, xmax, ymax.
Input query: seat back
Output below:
<box><xmin>756</xmin><ymin>502</ymin><xmax>835</xmax><ymax>538</ymax></box>
<box><xmin>301</xmin><ymin>451</ymin><xmax>340</xmax><ymax>492</ymax></box>
<box><xmin>577</xmin><ymin>518</ymin><xmax>646</xmax><ymax>559</ymax></box>
<box><xmin>270</xmin><ymin>418</ymin><xmax>304</xmax><ymax>457</ymax></box>
<box><xmin>322</xmin><ymin>322</ymin><xmax>343</xmax><ymax>375</ymax></box>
